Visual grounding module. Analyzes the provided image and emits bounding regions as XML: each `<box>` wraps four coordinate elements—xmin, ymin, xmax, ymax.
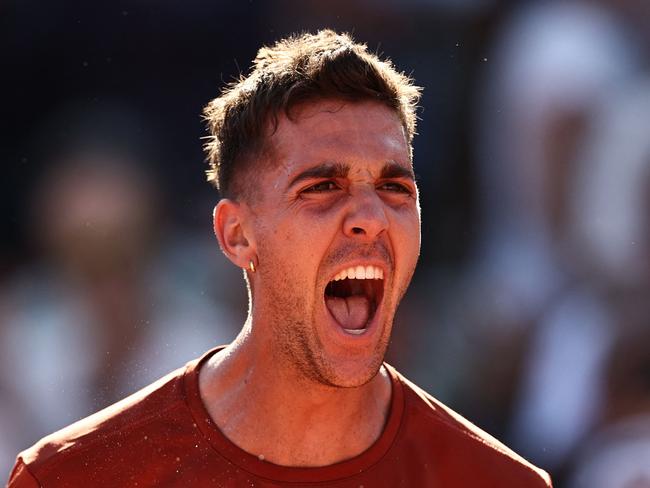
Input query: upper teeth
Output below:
<box><xmin>332</xmin><ymin>265</ymin><xmax>384</xmax><ymax>281</ymax></box>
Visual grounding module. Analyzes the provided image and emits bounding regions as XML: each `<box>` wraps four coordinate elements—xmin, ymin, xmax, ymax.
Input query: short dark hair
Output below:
<box><xmin>203</xmin><ymin>29</ymin><xmax>421</xmax><ymax>199</ymax></box>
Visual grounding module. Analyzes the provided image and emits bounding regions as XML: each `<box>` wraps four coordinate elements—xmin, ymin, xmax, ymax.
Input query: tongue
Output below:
<box><xmin>325</xmin><ymin>295</ymin><xmax>370</xmax><ymax>330</ymax></box>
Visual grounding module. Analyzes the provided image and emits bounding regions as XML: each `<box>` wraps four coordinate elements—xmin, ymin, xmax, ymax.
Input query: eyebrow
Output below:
<box><xmin>288</xmin><ymin>162</ymin><xmax>349</xmax><ymax>189</ymax></box>
<box><xmin>287</xmin><ymin>160</ymin><xmax>415</xmax><ymax>190</ymax></box>
<box><xmin>380</xmin><ymin>161</ymin><xmax>415</xmax><ymax>181</ymax></box>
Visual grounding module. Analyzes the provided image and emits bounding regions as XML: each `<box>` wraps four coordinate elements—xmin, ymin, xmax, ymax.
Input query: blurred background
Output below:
<box><xmin>2</xmin><ymin>0</ymin><xmax>650</xmax><ymax>485</ymax></box>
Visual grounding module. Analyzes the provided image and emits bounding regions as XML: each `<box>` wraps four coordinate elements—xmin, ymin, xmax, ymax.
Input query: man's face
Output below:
<box><xmin>247</xmin><ymin>99</ymin><xmax>420</xmax><ymax>387</ymax></box>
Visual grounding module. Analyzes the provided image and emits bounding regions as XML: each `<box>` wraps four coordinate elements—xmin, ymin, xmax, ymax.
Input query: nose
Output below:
<box><xmin>343</xmin><ymin>188</ymin><xmax>389</xmax><ymax>239</ymax></box>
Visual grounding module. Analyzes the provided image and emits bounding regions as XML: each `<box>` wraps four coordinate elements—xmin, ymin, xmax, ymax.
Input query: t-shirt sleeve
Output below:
<box><xmin>6</xmin><ymin>458</ymin><xmax>40</xmax><ymax>488</ymax></box>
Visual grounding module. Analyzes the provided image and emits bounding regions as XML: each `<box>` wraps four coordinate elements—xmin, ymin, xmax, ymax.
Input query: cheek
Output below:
<box><xmin>257</xmin><ymin>218</ymin><xmax>327</xmax><ymax>271</ymax></box>
<box><xmin>392</xmin><ymin>203</ymin><xmax>420</xmax><ymax>236</ymax></box>
<box><xmin>286</xmin><ymin>205</ymin><xmax>340</xmax><ymax>246</ymax></box>
<box><xmin>392</xmin><ymin>210</ymin><xmax>421</xmax><ymax>264</ymax></box>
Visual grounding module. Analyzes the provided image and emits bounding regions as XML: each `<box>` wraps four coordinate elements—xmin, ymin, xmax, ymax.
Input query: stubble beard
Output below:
<box><xmin>266</xmin><ymin>277</ymin><xmax>394</xmax><ymax>389</ymax></box>
<box><xmin>256</xmin><ymin>236</ymin><xmax>414</xmax><ymax>389</ymax></box>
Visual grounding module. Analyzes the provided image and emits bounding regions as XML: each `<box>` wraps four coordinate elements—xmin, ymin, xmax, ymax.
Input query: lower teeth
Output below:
<box><xmin>343</xmin><ymin>328</ymin><xmax>366</xmax><ymax>335</ymax></box>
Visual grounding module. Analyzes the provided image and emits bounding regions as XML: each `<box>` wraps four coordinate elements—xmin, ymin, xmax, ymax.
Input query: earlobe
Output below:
<box><xmin>213</xmin><ymin>199</ymin><xmax>255</xmax><ymax>269</ymax></box>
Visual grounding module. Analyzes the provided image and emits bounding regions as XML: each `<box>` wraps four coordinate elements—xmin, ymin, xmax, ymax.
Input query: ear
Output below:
<box><xmin>213</xmin><ymin>199</ymin><xmax>256</xmax><ymax>270</ymax></box>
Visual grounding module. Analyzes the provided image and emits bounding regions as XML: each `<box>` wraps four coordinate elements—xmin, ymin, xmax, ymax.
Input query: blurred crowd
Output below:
<box><xmin>2</xmin><ymin>1</ymin><xmax>650</xmax><ymax>486</ymax></box>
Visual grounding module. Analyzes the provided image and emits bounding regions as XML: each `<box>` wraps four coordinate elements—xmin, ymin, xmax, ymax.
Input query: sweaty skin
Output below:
<box><xmin>201</xmin><ymin>99</ymin><xmax>421</xmax><ymax>467</ymax></box>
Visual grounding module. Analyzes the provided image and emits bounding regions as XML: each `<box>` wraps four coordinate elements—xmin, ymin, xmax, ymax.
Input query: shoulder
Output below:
<box><xmin>14</xmin><ymin>364</ymin><xmax>191</xmax><ymax>484</ymax></box>
<box><xmin>388</xmin><ymin>366</ymin><xmax>553</xmax><ymax>487</ymax></box>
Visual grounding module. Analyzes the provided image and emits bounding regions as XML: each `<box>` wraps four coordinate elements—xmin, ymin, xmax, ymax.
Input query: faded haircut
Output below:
<box><xmin>203</xmin><ymin>29</ymin><xmax>421</xmax><ymax>199</ymax></box>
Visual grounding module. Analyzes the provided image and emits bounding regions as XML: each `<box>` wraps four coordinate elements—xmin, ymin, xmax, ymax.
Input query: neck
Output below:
<box><xmin>198</xmin><ymin>325</ymin><xmax>392</xmax><ymax>467</ymax></box>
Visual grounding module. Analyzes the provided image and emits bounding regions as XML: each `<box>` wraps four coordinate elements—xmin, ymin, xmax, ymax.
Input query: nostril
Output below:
<box><xmin>352</xmin><ymin>227</ymin><xmax>364</xmax><ymax>235</ymax></box>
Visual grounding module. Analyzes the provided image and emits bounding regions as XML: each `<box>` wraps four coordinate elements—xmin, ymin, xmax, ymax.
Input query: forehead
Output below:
<box><xmin>266</xmin><ymin>99</ymin><xmax>411</xmax><ymax>179</ymax></box>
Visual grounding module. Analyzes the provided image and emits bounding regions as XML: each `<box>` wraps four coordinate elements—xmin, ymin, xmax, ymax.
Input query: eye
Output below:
<box><xmin>302</xmin><ymin>180</ymin><xmax>340</xmax><ymax>193</ymax></box>
<box><xmin>378</xmin><ymin>181</ymin><xmax>412</xmax><ymax>194</ymax></box>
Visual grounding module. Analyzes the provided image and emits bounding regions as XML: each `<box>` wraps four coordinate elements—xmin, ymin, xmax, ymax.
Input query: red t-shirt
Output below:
<box><xmin>7</xmin><ymin>348</ymin><xmax>551</xmax><ymax>487</ymax></box>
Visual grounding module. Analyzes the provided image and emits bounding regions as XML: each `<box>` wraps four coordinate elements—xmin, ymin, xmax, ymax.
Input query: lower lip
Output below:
<box><xmin>342</xmin><ymin>328</ymin><xmax>365</xmax><ymax>335</ymax></box>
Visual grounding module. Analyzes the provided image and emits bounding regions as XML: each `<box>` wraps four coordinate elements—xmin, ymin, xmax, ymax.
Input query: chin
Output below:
<box><xmin>307</xmin><ymin>327</ymin><xmax>391</xmax><ymax>389</ymax></box>
<box><xmin>324</xmin><ymin>360</ymin><xmax>384</xmax><ymax>389</ymax></box>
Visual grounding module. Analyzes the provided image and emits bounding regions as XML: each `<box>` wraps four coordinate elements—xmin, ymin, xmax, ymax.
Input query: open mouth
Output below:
<box><xmin>324</xmin><ymin>265</ymin><xmax>385</xmax><ymax>335</ymax></box>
